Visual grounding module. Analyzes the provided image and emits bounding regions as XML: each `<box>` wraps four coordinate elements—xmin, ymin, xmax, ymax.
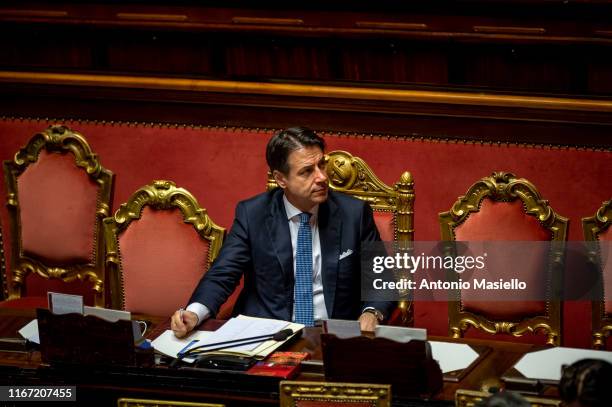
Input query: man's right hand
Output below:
<box><xmin>171</xmin><ymin>309</ymin><xmax>198</xmax><ymax>338</ymax></box>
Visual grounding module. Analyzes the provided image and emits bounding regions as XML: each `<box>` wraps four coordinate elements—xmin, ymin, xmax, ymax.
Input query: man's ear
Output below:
<box><xmin>273</xmin><ymin>170</ymin><xmax>287</xmax><ymax>189</ymax></box>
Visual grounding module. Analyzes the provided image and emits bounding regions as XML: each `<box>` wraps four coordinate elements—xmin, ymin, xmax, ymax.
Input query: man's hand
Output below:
<box><xmin>358</xmin><ymin>311</ymin><xmax>379</xmax><ymax>332</ymax></box>
<box><xmin>171</xmin><ymin>309</ymin><xmax>198</xmax><ymax>338</ymax></box>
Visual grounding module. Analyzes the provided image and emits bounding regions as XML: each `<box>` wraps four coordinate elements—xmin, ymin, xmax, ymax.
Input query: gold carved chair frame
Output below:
<box><xmin>582</xmin><ymin>199</ymin><xmax>612</xmax><ymax>349</ymax></box>
<box><xmin>3</xmin><ymin>125</ymin><xmax>113</xmax><ymax>307</ymax></box>
<box><xmin>280</xmin><ymin>381</ymin><xmax>391</xmax><ymax>407</ymax></box>
<box><xmin>104</xmin><ymin>180</ymin><xmax>225</xmax><ymax>310</ymax></box>
<box><xmin>268</xmin><ymin>150</ymin><xmax>414</xmax><ymax>325</ymax></box>
<box><xmin>1</xmin><ymin>224</ymin><xmax>6</xmax><ymax>300</ymax></box>
<box><xmin>439</xmin><ymin>172</ymin><xmax>568</xmax><ymax>346</ymax></box>
<box><xmin>455</xmin><ymin>389</ymin><xmax>561</xmax><ymax>407</ymax></box>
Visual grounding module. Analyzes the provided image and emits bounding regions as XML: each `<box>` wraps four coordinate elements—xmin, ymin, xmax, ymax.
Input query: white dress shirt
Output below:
<box><xmin>186</xmin><ymin>193</ymin><xmax>329</xmax><ymax>324</ymax></box>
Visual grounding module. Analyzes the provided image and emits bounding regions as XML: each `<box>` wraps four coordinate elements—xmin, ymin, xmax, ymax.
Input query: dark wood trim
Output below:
<box><xmin>2</xmin><ymin>71</ymin><xmax>612</xmax><ymax>114</ymax></box>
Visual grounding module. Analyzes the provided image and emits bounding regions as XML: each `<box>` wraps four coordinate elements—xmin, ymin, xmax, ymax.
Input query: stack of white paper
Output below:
<box><xmin>152</xmin><ymin>315</ymin><xmax>304</xmax><ymax>362</ymax></box>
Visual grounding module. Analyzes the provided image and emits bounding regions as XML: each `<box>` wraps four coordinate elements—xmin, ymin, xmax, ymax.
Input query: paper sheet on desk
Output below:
<box><xmin>429</xmin><ymin>341</ymin><xmax>479</xmax><ymax>373</ymax></box>
<box><xmin>514</xmin><ymin>347</ymin><xmax>612</xmax><ymax>381</ymax></box>
<box><xmin>196</xmin><ymin>315</ymin><xmax>303</xmax><ymax>358</ymax></box>
<box><xmin>201</xmin><ymin>316</ymin><xmax>289</xmax><ymax>352</ymax></box>
<box><xmin>152</xmin><ymin>315</ymin><xmax>304</xmax><ymax>361</ymax></box>
<box><xmin>18</xmin><ymin>319</ymin><xmax>39</xmax><ymax>344</ymax></box>
<box><xmin>152</xmin><ymin>330</ymin><xmax>214</xmax><ymax>363</ymax></box>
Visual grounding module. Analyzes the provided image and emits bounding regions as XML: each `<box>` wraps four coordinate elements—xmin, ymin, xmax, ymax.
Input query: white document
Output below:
<box><xmin>514</xmin><ymin>347</ymin><xmax>612</xmax><ymax>381</ymax></box>
<box><xmin>84</xmin><ymin>306</ymin><xmax>130</xmax><ymax>322</ymax></box>
<box><xmin>47</xmin><ymin>292</ymin><xmax>83</xmax><ymax>315</ymax></box>
<box><xmin>202</xmin><ymin>315</ymin><xmax>289</xmax><ymax>352</ymax></box>
<box><xmin>153</xmin><ymin>315</ymin><xmax>304</xmax><ymax>361</ymax></box>
<box><xmin>375</xmin><ymin>326</ymin><xmax>427</xmax><ymax>343</ymax></box>
<box><xmin>323</xmin><ymin>319</ymin><xmax>361</xmax><ymax>338</ymax></box>
<box><xmin>18</xmin><ymin>319</ymin><xmax>40</xmax><ymax>344</ymax></box>
<box><xmin>152</xmin><ymin>329</ymin><xmax>214</xmax><ymax>363</ymax></box>
<box><xmin>429</xmin><ymin>341</ymin><xmax>480</xmax><ymax>373</ymax></box>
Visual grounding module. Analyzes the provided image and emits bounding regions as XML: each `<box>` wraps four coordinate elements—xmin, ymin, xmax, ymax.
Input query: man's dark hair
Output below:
<box><xmin>266</xmin><ymin>127</ymin><xmax>325</xmax><ymax>175</ymax></box>
<box><xmin>560</xmin><ymin>358</ymin><xmax>612</xmax><ymax>407</ymax></box>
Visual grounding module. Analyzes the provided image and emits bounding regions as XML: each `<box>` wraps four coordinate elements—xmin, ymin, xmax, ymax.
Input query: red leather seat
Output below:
<box><xmin>104</xmin><ymin>180</ymin><xmax>225</xmax><ymax>317</ymax></box>
<box><xmin>439</xmin><ymin>172</ymin><xmax>568</xmax><ymax>345</ymax></box>
<box><xmin>1</xmin><ymin>125</ymin><xmax>113</xmax><ymax>308</ymax></box>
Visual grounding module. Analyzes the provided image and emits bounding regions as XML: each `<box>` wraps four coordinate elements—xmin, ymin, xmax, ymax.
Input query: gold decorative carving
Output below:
<box><xmin>104</xmin><ymin>180</ymin><xmax>225</xmax><ymax>310</ymax></box>
<box><xmin>0</xmin><ymin>225</ymin><xmax>6</xmax><ymax>300</ymax></box>
<box><xmin>440</xmin><ymin>172</ymin><xmax>568</xmax><ymax>346</ymax></box>
<box><xmin>3</xmin><ymin>125</ymin><xmax>113</xmax><ymax>307</ymax></box>
<box><xmin>582</xmin><ymin>200</ymin><xmax>612</xmax><ymax>348</ymax></box>
<box><xmin>456</xmin><ymin>389</ymin><xmax>561</xmax><ymax>407</ymax></box>
<box><xmin>118</xmin><ymin>398</ymin><xmax>224</xmax><ymax>407</ymax></box>
<box><xmin>279</xmin><ymin>381</ymin><xmax>391</xmax><ymax>407</ymax></box>
<box><xmin>267</xmin><ymin>150</ymin><xmax>414</xmax><ymax>325</ymax></box>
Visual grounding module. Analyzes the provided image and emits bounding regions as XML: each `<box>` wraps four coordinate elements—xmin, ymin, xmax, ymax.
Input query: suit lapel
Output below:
<box><xmin>319</xmin><ymin>193</ymin><xmax>341</xmax><ymax>318</ymax></box>
<box><xmin>265</xmin><ymin>190</ymin><xmax>294</xmax><ymax>296</ymax></box>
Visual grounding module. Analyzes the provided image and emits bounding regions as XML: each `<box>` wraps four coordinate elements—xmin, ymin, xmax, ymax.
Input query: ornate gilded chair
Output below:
<box><xmin>582</xmin><ymin>200</ymin><xmax>612</xmax><ymax>349</ymax></box>
<box><xmin>439</xmin><ymin>172</ymin><xmax>568</xmax><ymax>346</ymax></box>
<box><xmin>267</xmin><ymin>150</ymin><xmax>414</xmax><ymax>325</ymax></box>
<box><xmin>104</xmin><ymin>180</ymin><xmax>224</xmax><ymax>316</ymax></box>
<box><xmin>280</xmin><ymin>381</ymin><xmax>391</xmax><ymax>407</ymax></box>
<box><xmin>455</xmin><ymin>389</ymin><xmax>561</xmax><ymax>407</ymax></box>
<box><xmin>117</xmin><ymin>399</ymin><xmax>224</xmax><ymax>407</ymax></box>
<box><xmin>0</xmin><ymin>224</ymin><xmax>6</xmax><ymax>301</ymax></box>
<box><xmin>2</xmin><ymin>125</ymin><xmax>113</xmax><ymax>308</ymax></box>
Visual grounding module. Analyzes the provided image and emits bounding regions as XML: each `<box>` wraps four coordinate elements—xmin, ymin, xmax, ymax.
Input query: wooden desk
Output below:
<box><xmin>0</xmin><ymin>308</ymin><xmax>552</xmax><ymax>406</ymax></box>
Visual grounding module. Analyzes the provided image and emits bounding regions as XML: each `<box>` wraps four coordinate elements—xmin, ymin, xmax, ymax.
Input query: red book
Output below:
<box><xmin>246</xmin><ymin>351</ymin><xmax>310</xmax><ymax>379</ymax></box>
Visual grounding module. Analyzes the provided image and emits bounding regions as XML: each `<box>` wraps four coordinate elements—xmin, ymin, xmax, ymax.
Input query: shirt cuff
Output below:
<box><xmin>186</xmin><ymin>302</ymin><xmax>211</xmax><ymax>326</ymax></box>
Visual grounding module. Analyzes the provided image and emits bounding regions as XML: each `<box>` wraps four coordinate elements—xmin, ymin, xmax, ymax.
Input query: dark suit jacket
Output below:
<box><xmin>189</xmin><ymin>188</ymin><xmax>392</xmax><ymax>321</ymax></box>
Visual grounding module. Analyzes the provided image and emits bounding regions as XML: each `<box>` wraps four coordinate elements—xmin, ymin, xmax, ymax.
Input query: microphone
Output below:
<box><xmin>179</xmin><ymin>328</ymin><xmax>295</xmax><ymax>359</ymax></box>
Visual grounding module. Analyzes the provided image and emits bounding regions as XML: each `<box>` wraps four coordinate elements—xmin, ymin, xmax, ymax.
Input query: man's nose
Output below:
<box><xmin>315</xmin><ymin>166</ymin><xmax>328</xmax><ymax>183</ymax></box>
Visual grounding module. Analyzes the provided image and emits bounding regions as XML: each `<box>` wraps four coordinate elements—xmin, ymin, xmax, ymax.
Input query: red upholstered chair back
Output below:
<box><xmin>582</xmin><ymin>200</ymin><xmax>612</xmax><ymax>348</ymax></box>
<box><xmin>104</xmin><ymin>180</ymin><xmax>224</xmax><ymax>316</ymax></box>
<box><xmin>2</xmin><ymin>125</ymin><xmax>113</xmax><ymax>308</ymax></box>
<box><xmin>279</xmin><ymin>381</ymin><xmax>391</xmax><ymax>407</ymax></box>
<box><xmin>267</xmin><ymin>150</ymin><xmax>415</xmax><ymax>325</ymax></box>
<box><xmin>439</xmin><ymin>172</ymin><xmax>568</xmax><ymax>346</ymax></box>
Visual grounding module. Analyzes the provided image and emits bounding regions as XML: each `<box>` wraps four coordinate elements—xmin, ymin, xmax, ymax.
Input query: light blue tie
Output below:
<box><xmin>294</xmin><ymin>212</ymin><xmax>314</xmax><ymax>326</ymax></box>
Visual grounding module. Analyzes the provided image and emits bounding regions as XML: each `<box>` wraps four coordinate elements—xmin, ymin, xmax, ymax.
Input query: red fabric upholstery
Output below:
<box><xmin>600</xmin><ymin>227</ymin><xmax>612</xmax><ymax>315</ymax></box>
<box><xmin>454</xmin><ymin>199</ymin><xmax>549</xmax><ymax>320</ymax></box>
<box><xmin>372</xmin><ymin>211</ymin><xmax>395</xmax><ymax>242</ymax></box>
<box><xmin>0</xmin><ymin>296</ymin><xmax>48</xmax><ymax>309</ymax></box>
<box><xmin>454</xmin><ymin>199</ymin><xmax>551</xmax><ymax>242</ymax></box>
<box><xmin>118</xmin><ymin>207</ymin><xmax>209</xmax><ymax>316</ymax></box>
<box><xmin>18</xmin><ymin>272</ymin><xmax>97</xmax><ymax>305</ymax></box>
<box><xmin>18</xmin><ymin>150</ymin><xmax>98</xmax><ymax>264</ymax></box>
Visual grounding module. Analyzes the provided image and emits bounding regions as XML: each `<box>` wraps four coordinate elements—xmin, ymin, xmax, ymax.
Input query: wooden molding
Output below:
<box><xmin>2</xmin><ymin>71</ymin><xmax>612</xmax><ymax>114</ymax></box>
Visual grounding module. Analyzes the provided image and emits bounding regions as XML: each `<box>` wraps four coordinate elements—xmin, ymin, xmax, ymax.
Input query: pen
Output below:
<box><xmin>179</xmin><ymin>308</ymin><xmax>184</xmax><ymax>322</ymax></box>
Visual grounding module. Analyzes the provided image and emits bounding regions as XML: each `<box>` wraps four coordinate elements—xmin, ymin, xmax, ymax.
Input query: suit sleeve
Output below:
<box><xmin>360</xmin><ymin>203</ymin><xmax>395</xmax><ymax>319</ymax></box>
<box><xmin>188</xmin><ymin>202</ymin><xmax>252</xmax><ymax>316</ymax></box>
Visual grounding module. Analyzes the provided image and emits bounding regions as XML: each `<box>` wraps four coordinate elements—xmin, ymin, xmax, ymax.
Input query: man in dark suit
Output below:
<box><xmin>171</xmin><ymin>127</ymin><xmax>391</xmax><ymax>337</ymax></box>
